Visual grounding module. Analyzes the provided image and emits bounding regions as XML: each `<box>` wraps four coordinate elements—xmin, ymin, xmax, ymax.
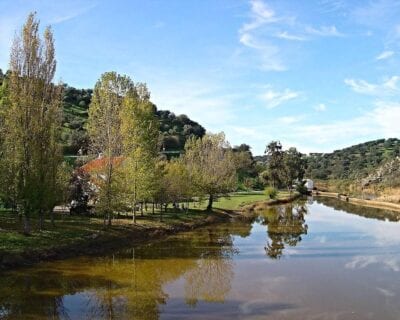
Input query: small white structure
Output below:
<box><xmin>305</xmin><ymin>179</ymin><xmax>314</xmax><ymax>192</ymax></box>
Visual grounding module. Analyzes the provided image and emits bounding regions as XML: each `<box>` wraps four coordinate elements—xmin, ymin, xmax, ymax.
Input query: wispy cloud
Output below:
<box><xmin>304</xmin><ymin>25</ymin><xmax>344</xmax><ymax>37</ymax></box>
<box><xmin>238</xmin><ymin>0</ymin><xmax>345</xmax><ymax>72</ymax></box>
<box><xmin>278</xmin><ymin>115</ymin><xmax>304</xmax><ymax>124</ymax></box>
<box><xmin>49</xmin><ymin>4</ymin><xmax>96</xmax><ymax>24</ymax></box>
<box><xmin>260</xmin><ymin>87</ymin><xmax>300</xmax><ymax>108</ymax></box>
<box><xmin>345</xmin><ymin>76</ymin><xmax>400</xmax><ymax>95</ymax></box>
<box><xmin>275</xmin><ymin>31</ymin><xmax>307</xmax><ymax>41</ymax></box>
<box><xmin>376</xmin><ymin>50</ymin><xmax>394</xmax><ymax>60</ymax></box>
<box><xmin>314</xmin><ymin>103</ymin><xmax>327</xmax><ymax>111</ymax></box>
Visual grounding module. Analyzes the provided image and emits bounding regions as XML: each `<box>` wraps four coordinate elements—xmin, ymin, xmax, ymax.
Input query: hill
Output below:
<box><xmin>305</xmin><ymin>138</ymin><xmax>400</xmax><ymax>180</ymax></box>
<box><xmin>61</xmin><ymin>84</ymin><xmax>205</xmax><ymax>155</ymax></box>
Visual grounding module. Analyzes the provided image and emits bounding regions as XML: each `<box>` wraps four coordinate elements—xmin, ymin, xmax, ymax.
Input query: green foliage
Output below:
<box><xmin>264</xmin><ymin>186</ymin><xmax>278</xmax><ymax>199</ymax></box>
<box><xmin>60</xmin><ymin>86</ymin><xmax>206</xmax><ymax>155</ymax></box>
<box><xmin>0</xmin><ymin>13</ymin><xmax>66</xmax><ymax>233</ymax></box>
<box><xmin>183</xmin><ymin>133</ymin><xmax>237</xmax><ymax>210</ymax></box>
<box><xmin>305</xmin><ymin>138</ymin><xmax>400</xmax><ymax>180</ymax></box>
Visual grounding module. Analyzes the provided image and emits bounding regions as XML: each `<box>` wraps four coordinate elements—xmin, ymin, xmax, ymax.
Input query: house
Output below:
<box><xmin>305</xmin><ymin>179</ymin><xmax>314</xmax><ymax>192</ymax></box>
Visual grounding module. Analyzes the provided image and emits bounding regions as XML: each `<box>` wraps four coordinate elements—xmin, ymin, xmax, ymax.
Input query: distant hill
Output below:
<box><xmin>305</xmin><ymin>138</ymin><xmax>400</xmax><ymax>180</ymax></box>
<box><xmin>61</xmin><ymin>85</ymin><xmax>206</xmax><ymax>155</ymax></box>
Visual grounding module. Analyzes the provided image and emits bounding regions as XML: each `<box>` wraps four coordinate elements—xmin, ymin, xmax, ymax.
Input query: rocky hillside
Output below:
<box><xmin>362</xmin><ymin>156</ymin><xmax>400</xmax><ymax>188</ymax></box>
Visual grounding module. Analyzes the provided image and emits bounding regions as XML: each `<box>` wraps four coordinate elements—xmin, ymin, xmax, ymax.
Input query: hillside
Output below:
<box><xmin>305</xmin><ymin>138</ymin><xmax>400</xmax><ymax>180</ymax></box>
<box><xmin>61</xmin><ymin>85</ymin><xmax>205</xmax><ymax>155</ymax></box>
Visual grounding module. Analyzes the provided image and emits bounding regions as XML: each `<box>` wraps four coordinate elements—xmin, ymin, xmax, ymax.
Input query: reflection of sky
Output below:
<box><xmin>232</xmin><ymin>200</ymin><xmax>400</xmax><ymax>272</ymax></box>
<box><xmin>307</xmin><ymin>202</ymin><xmax>400</xmax><ymax>247</ymax></box>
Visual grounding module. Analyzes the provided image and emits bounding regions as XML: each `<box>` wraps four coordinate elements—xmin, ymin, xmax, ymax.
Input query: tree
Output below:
<box><xmin>0</xmin><ymin>13</ymin><xmax>64</xmax><ymax>233</ymax></box>
<box><xmin>184</xmin><ymin>133</ymin><xmax>237</xmax><ymax>211</ymax></box>
<box><xmin>263</xmin><ymin>141</ymin><xmax>284</xmax><ymax>188</ymax></box>
<box><xmin>163</xmin><ymin>158</ymin><xmax>192</xmax><ymax>210</ymax></box>
<box><xmin>87</xmin><ymin>72</ymin><xmax>134</xmax><ymax>225</ymax></box>
<box><xmin>120</xmin><ymin>84</ymin><xmax>160</xmax><ymax>223</ymax></box>
<box><xmin>281</xmin><ymin>147</ymin><xmax>305</xmax><ymax>192</ymax></box>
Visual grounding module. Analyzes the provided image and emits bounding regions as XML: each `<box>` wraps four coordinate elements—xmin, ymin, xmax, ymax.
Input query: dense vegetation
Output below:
<box><xmin>305</xmin><ymin>138</ymin><xmax>400</xmax><ymax>180</ymax></box>
<box><xmin>60</xmin><ymin>85</ymin><xmax>205</xmax><ymax>155</ymax></box>
<box><xmin>0</xmin><ymin>14</ymin><xmax>261</xmax><ymax>234</ymax></box>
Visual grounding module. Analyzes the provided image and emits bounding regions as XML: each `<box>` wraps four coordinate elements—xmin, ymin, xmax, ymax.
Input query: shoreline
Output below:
<box><xmin>240</xmin><ymin>192</ymin><xmax>303</xmax><ymax>212</ymax></box>
<box><xmin>0</xmin><ymin>211</ymin><xmax>231</xmax><ymax>272</ymax></box>
<box><xmin>313</xmin><ymin>191</ymin><xmax>400</xmax><ymax>213</ymax></box>
<box><xmin>0</xmin><ymin>193</ymin><xmax>300</xmax><ymax>272</ymax></box>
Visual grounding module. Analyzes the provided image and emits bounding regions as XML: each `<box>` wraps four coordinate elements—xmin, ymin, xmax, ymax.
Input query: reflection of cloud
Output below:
<box><xmin>345</xmin><ymin>255</ymin><xmax>400</xmax><ymax>272</ymax></box>
<box><xmin>239</xmin><ymin>300</ymin><xmax>297</xmax><ymax>316</ymax></box>
<box><xmin>377</xmin><ymin>287</ymin><xmax>396</xmax><ymax>297</ymax></box>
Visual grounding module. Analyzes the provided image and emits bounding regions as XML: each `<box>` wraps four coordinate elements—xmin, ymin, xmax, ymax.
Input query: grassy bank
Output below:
<box><xmin>0</xmin><ymin>191</ymin><xmax>295</xmax><ymax>270</ymax></box>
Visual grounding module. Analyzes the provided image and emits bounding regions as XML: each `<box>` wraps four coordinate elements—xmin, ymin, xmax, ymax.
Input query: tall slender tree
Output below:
<box><xmin>87</xmin><ymin>72</ymin><xmax>135</xmax><ymax>226</ymax></box>
<box><xmin>120</xmin><ymin>85</ymin><xmax>159</xmax><ymax>223</ymax></box>
<box><xmin>0</xmin><ymin>13</ymin><xmax>64</xmax><ymax>233</ymax></box>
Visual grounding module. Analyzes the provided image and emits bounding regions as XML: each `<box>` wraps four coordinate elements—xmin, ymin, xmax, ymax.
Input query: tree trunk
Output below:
<box><xmin>140</xmin><ymin>203</ymin><xmax>144</xmax><ymax>217</ymax></box>
<box><xmin>152</xmin><ymin>202</ymin><xmax>155</xmax><ymax>215</ymax></box>
<box><xmin>107</xmin><ymin>211</ymin><xmax>112</xmax><ymax>226</ymax></box>
<box><xmin>206</xmin><ymin>194</ymin><xmax>213</xmax><ymax>211</ymax></box>
<box><xmin>132</xmin><ymin>205</ymin><xmax>136</xmax><ymax>224</ymax></box>
<box><xmin>50</xmin><ymin>210</ymin><xmax>55</xmax><ymax>227</ymax></box>
<box><xmin>23</xmin><ymin>215</ymin><xmax>31</xmax><ymax>235</ymax></box>
<box><xmin>38</xmin><ymin>209</ymin><xmax>44</xmax><ymax>231</ymax></box>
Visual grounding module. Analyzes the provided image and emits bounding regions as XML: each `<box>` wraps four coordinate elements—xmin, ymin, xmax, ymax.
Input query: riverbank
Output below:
<box><xmin>0</xmin><ymin>191</ymin><xmax>298</xmax><ymax>271</ymax></box>
<box><xmin>313</xmin><ymin>191</ymin><xmax>400</xmax><ymax>213</ymax></box>
<box><xmin>240</xmin><ymin>191</ymin><xmax>302</xmax><ymax>212</ymax></box>
<box><xmin>0</xmin><ymin>209</ymin><xmax>231</xmax><ymax>271</ymax></box>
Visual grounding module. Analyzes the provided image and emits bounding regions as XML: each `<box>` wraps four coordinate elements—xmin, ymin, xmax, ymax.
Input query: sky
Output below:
<box><xmin>1</xmin><ymin>0</ymin><xmax>400</xmax><ymax>155</ymax></box>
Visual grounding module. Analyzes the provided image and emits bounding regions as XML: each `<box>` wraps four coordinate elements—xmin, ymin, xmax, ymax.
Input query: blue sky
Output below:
<box><xmin>1</xmin><ymin>0</ymin><xmax>400</xmax><ymax>155</ymax></box>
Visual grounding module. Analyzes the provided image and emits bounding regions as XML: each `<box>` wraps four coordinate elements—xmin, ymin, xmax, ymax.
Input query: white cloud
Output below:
<box><xmin>314</xmin><ymin>103</ymin><xmax>327</xmax><ymax>111</ymax></box>
<box><xmin>305</xmin><ymin>25</ymin><xmax>344</xmax><ymax>37</ymax></box>
<box><xmin>376</xmin><ymin>50</ymin><xmax>394</xmax><ymax>60</ymax></box>
<box><xmin>278</xmin><ymin>116</ymin><xmax>303</xmax><ymax>124</ymax></box>
<box><xmin>48</xmin><ymin>4</ymin><xmax>97</xmax><ymax>24</ymax></box>
<box><xmin>275</xmin><ymin>31</ymin><xmax>306</xmax><ymax>41</ymax></box>
<box><xmin>260</xmin><ymin>88</ymin><xmax>300</xmax><ymax>108</ymax></box>
<box><xmin>238</xmin><ymin>0</ymin><xmax>344</xmax><ymax>72</ymax></box>
<box><xmin>150</xmin><ymin>80</ymin><xmax>238</xmax><ymax>130</ymax></box>
<box><xmin>241</xmin><ymin>0</ymin><xmax>279</xmax><ymax>33</ymax></box>
<box><xmin>345</xmin><ymin>76</ymin><xmax>400</xmax><ymax>95</ymax></box>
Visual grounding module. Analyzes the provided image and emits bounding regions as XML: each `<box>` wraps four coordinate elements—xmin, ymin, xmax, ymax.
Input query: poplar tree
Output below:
<box><xmin>120</xmin><ymin>84</ymin><xmax>159</xmax><ymax>223</ymax></box>
<box><xmin>0</xmin><ymin>13</ymin><xmax>64</xmax><ymax>233</ymax></box>
<box><xmin>87</xmin><ymin>72</ymin><xmax>135</xmax><ymax>226</ymax></box>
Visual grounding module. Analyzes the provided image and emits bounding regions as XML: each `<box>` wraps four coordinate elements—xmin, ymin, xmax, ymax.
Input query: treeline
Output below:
<box><xmin>2</xmin><ymin>72</ymin><xmax>206</xmax><ymax>156</ymax></box>
<box><xmin>0</xmin><ymin>13</ymin><xmax>257</xmax><ymax>233</ymax></box>
<box><xmin>305</xmin><ymin>138</ymin><xmax>400</xmax><ymax>180</ymax></box>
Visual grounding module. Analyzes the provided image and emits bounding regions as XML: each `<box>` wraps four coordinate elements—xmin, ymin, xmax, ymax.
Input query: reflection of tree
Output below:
<box><xmin>183</xmin><ymin>228</ymin><xmax>237</xmax><ymax>307</ymax></box>
<box><xmin>0</xmin><ymin>221</ymin><xmax>249</xmax><ymax>319</ymax></box>
<box><xmin>262</xmin><ymin>204</ymin><xmax>308</xmax><ymax>259</ymax></box>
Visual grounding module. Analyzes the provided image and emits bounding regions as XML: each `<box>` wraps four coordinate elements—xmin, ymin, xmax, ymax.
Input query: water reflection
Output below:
<box><xmin>260</xmin><ymin>204</ymin><xmax>308</xmax><ymax>259</ymax></box>
<box><xmin>0</xmin><ymin>223</ymin><xmax>246</xmax><ymax>320</ymax></box>
<box><xmin>3</xmin><ymin>199</ymin><xmax>400</xmax><ymax>319</ymax></box>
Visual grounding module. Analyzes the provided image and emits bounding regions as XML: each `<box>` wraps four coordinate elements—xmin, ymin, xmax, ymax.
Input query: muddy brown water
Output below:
<box><xmin>1</xmin><ymin>197</ymin><xmax>400</xmax><ymax>319</ymax></box>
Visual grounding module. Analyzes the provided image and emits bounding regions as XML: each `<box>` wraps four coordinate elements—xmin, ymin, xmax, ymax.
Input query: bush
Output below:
<box><xmin>264</xmin><ymin>186</ymin><xmax>278</xmax><ymax>199</ymax></box>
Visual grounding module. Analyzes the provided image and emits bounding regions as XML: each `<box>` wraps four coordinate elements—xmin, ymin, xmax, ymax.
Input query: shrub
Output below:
<box><xmin>264</xmin><ymin>186</ymin><xmax>278</xmax><ymax>199</ymax></box>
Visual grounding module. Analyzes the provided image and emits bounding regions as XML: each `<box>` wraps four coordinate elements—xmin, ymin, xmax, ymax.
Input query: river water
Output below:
<box><xmin>1</xmin><ymin>197</ymin><xmax>400</xmax><ymax>320</ymax></box>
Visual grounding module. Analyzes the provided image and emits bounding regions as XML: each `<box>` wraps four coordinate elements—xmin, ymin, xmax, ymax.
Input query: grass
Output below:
<box><xmin>0</xmin><ymin>191</ymin><xmax>294</xmax><ymax>256</ymax></box>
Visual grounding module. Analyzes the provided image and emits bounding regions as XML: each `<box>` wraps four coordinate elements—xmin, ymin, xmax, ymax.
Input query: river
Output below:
<box><xmin>1</xmin><ymin>197</ymin><xmax>400</xmax><ymax>319</ymax></box>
